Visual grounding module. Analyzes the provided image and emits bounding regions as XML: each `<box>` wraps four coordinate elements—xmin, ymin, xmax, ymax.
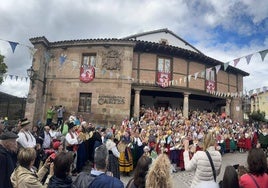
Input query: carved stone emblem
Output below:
<box><xmin>102</xmin><ymin>49</ymin><xmax>121</xmax><ymax>70</ymax></box>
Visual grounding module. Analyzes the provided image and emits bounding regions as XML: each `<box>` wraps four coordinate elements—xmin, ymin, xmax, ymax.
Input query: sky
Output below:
<box><xmin>0</xmin><ymin>0</ymin><xmax>268</xmax><ymax>97</ymax></box>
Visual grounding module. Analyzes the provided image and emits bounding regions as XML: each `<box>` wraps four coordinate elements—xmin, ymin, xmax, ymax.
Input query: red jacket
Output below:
<box><xmin>239</xmin><ymin>173</ymin><xmax>268</xmax><ymax>188</ymax></box>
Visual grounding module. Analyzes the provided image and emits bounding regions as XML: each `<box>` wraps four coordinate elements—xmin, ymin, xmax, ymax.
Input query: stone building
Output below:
<box><xmin>0</xmin><ymin>91</ymin><xmax>26</xmax><ymax>121</ymax></box>
<box><xmin>250</xmin><ymin>89</ymin><xmax>268</xmax><ymax>119</ymax></box>
<box><xmin>25</xmin><ymin>29</ymin><xmax>249</xmax><ymax>126</ymax></box>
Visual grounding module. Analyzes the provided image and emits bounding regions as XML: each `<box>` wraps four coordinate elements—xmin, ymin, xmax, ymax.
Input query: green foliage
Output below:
<box><xmin>248</xmin><ymin>110</ymin><xmax>266</xmax><ymax>123</ymax></box>
<box><xmin>0</xmin><ymin>54</ymin><xmax>8</xmax><ymax>84</ymax></box>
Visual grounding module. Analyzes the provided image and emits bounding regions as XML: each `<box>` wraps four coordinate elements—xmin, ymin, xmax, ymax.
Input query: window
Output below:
<box><xmin>206</xmin><ymin>69</ymin><xmax>215</xmax><ymax>81</ymax></box>
<box><xmin>78</xmin><ymin>93</ymin><xmax>92</xmax><ymax>112</ymax></box>
<box><xmin>82</xmin><ymin>54</ymin><xmax>96</xmax><ymax>67</ymax></box>
<box><xmin>157</xmin><ymin>57</ymin><xmax>171</xmax><ymax>88</ymax></box>
<box><xmin>158</xmin><ymin>57</ymin><xmax>171</xmax><ymax>73</ymax></box>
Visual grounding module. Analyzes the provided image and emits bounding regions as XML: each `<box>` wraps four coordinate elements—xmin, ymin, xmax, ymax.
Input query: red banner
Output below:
<box><xmin>156</xmin><ymin>72</ymin><xmax>171</xmax><ymax>88</ymax></box>
<box><xmin>80</xmin><ymin>66</ymin><xmax>95</xmax><ymax>83</ymax></box>
<box><xmin>206</xmin><ymin>80</ymin><xmax>216</xmax><ymax>92</ymax></box>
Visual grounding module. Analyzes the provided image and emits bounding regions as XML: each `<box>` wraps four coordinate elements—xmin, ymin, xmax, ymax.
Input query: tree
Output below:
<box><xmin>0</xmin><ymin>54</ymin><xmax>8</xmax><ymax>84</ymax></box>
<box><xmin>248</xmin><ymin>110</ymin><xmax>266</xmax><ymax>123</ymax></box>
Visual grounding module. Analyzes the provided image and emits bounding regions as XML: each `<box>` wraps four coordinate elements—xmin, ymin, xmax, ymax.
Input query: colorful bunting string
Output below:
<box><xmin>0</xmin><ymin>73</ymin><xmax>29</xmax><ymax>82</ymax></box>
<box><xmin>225</xmin><ymin>48</ymin><xmax>268</xmax><ymax>68</ymax></box>
<box><xmin>0</xmin><ymin>38</ymin><xmax>37</xmax><ymax>56</ymax></box>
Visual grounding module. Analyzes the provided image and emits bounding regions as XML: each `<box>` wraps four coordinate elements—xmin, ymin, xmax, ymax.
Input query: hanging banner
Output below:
<box><xmin>80</xmin><ymin>65</ymin><xmax>95</xmax><ymax>83</ymax></box>
<box><xmin>206</xmin><ymin>80</ymin><xmax>216</xmax><ymax>92</ymax></box>
<box><xmin>156</xmin><ymin>72</ymin><xmax>171</xmax><ymax>88</ymax></box>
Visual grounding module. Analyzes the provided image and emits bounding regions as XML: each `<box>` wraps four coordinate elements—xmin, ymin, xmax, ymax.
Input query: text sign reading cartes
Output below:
<box><xmin>98</xmin><ymin>95</ymin><xmax>125</xmax><ymax>105</ymax></box>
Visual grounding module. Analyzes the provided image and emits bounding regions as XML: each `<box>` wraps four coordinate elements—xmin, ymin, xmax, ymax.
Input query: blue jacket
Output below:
<box><xmin>89</xmin><ymin>173</ymin><xmax>124</xmax><ymax>188</ymax></box>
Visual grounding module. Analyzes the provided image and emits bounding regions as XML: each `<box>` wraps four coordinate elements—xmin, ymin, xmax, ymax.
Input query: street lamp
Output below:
<box><xmin>27</xmin><ymin>66</ymin><xmax>36</xmax><ymax>89</ymax></box>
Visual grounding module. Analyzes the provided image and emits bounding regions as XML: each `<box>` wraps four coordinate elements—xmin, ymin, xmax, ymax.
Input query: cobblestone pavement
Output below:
<box><xmin>120</xmin><ymin>152</ymin><xmax>248</xmax><ymax>188</ymax></box>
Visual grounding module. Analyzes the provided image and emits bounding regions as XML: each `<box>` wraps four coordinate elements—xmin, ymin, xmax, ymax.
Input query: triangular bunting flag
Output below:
<box><xmin>9</xmin><ymin>75</ymin><xmax>13</xmax><ymax>80</ymax></box>
<box><xmin>206</xmin><ymin>68</ymin><xmax>212</xmax><ymax>75</ymax></box>
<box><xmin>259</xmin><ymin>49</ymin><xmax>268</xmax><ymax>61</ymax></box>
<box><xmin>59</xmin><ymin>54</ymin><xmax>67</xmax><ymax>66</ymax></box>
<box><xmin>200</xmin><ymin>71</ymin><xmax>205</xmax><ymax>78</ymax></box>
<box><xmin>256</xmin><ymin>88</ymin><xmax>261</xmax><ymax>94</ymax></box>
<box><xmin>71</xmin><ymin>61</ymin><xmax>78</xmax><ymax>70</ymax></box>
<box><xmin>15</xmin><ymin>76</ymin><xmax>18</xmax><ymax>81</ymax></box>
<box><xmin>215</xmin><ymin>65</ymin><xmax>221</xmax><ymax>74</ymax></box>
<box><xmin>245</xmin><ymin>54</ymin><xmax>253</xmax><ymax>64</ymax></box>
<box><xmin>8</xmin><ymin>41</ymin><xmax>19</xmax><ymax>53</ymax></box>
<box><xmin>188</xmin><ymin>75</ymin><xmax>191</xmax><ymax>82</ymax></box>
<box><xmin>25</xmin><ymin>77</ymin><xmax>28</xmax><ymax>82</ymax></box>
<box><xmin>194</xmin><ymin>72</ymin><xmax>199</xmax><ymax>80</ymax></box>
<box><xmin>233</xmin><ymin>58</ymin><xmax>240</xmax><ymax>67</ymax></box>
<box><xmin>224</xmin><ymin>62</ymin><xmax>229</xmax><ymax>71</ymax></box>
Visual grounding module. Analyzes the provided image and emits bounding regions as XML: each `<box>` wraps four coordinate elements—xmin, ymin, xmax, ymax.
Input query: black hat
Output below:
<box><xmin>0</xmin><ymin>131</ymin><xmax>18</xmax><ymax>140</ymax></box>
<box><xmin>68</xmin><ymin>122</ymin><xmax>76</xmax><ymax>129</ymax></box>
<box><xmin>20</xmin><ymin>118</ymin><xmax>31</xmax><ymax>127</ymax></box>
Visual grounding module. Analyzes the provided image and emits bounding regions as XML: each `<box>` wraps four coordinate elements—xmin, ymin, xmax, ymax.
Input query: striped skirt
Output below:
<box><xmin>119</xmin><ymin>148</ymin><xmax>133</xmax><ymax>173</ymax></box>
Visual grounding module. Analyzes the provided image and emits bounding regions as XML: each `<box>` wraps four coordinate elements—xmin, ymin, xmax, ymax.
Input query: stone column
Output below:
<box><xmin>226</xmin><ymin>98</ymin><xmax>231</xmax><ymax>117</ymax></box>
<box><xmin>134</xmin><ymin>88</ymin><xmax>142</xmax><ymax>120</ymax></box>
<box><xmin>183</xmin><ymin>92</ymin><xmax>190</xmax><ymax>119</ymax></box>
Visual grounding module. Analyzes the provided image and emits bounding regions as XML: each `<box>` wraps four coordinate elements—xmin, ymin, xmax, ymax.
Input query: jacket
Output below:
<box><xmin>48</xmin><ymin>175</ymin><xmax>73</xmax><ymax>188</ymax></box>
<box><xmin>0</xmin><ymin>145</ymin><xmax>17</xmax><ymax>188</ymax></box>
<box><xmin>239</xmin><ymin>173</ymin><xmax>268</xmax><ymax>188</ymax></box>
<box><xmin>10</xmin><ymin>165</ymin><xmax>51</xmax><ymax>188</ymax></box>
<box><xmin>89</xmin><ymin>173</ymin><xmax>124</xmax><ymax>188</ymax></box>
<box><xmin>183</xmin><ymin>146</ymin><xmax>222</xmax><ymax>188</ymax></box>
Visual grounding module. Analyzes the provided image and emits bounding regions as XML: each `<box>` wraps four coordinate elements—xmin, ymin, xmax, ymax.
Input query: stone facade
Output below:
<box><xmin>0</xmin><ymin>91</ymin><xmax>26</xmax><ymax>121</ymax></box>
<box><xmin>25</xmin><ymin>29</ymin><xmax>249</xmax><ymax>126</ymax></box>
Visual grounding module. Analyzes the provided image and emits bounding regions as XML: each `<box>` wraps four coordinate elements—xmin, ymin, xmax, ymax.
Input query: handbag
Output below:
<box><xmin>205</xmin><ymin>150</ymin><xmax>216</xmax><ymax>182</ymax></box>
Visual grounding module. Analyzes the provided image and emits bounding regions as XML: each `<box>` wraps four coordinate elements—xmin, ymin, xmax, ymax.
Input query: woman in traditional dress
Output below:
<box><xmin>118</xmin><ymin>131</ymin><xmax>133</xmax><ymax>176</ymax></box>
<box><xmin>105</xmin><ymin>131</ymin><xmax>120</xmax><ymax>179</ymax></box>
<box><xmin>230</xmin><ymin>133</ymin><xmax>237</xmax><ymax>152</ymax></box>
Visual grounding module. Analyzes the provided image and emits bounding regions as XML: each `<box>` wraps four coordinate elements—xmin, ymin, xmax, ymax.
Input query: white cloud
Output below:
<box><xmin>0</xmin><ymin>79</ymin><xmax>29</xmax><ymax>98</ymax></box>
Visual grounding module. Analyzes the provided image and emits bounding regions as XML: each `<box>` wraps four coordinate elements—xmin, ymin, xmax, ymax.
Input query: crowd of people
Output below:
<box><xmin>0</xmin><ymin>105</ymin><xmax>268</xmax><ymax>188</ymax></box>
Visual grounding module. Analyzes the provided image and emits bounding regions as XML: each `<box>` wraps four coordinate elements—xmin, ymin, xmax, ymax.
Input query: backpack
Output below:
<box><xmin>72</xmin><ymin>172</ymin><xmax>95</xmax><ymax>188</ymax></box>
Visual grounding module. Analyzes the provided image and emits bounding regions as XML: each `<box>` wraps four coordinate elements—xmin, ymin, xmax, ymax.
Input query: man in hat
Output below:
<box><xmin>65</xmin><ymin>122</ymin><xmax>81</xmax><ymax>175</ymax></box>
<box><xmin>0</xmin><ymin>131</ymin><xmax>18</xmax><ymax>188</ymax></box>
<box><xmin>16</xmin><ymin>118</ymin><xmax>36</xmax><ymax>148</ymax></box>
